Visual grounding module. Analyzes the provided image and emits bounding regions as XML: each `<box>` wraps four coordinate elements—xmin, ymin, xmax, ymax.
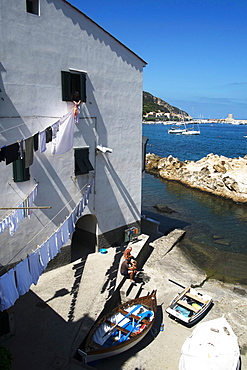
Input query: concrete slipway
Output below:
<box><xmin>2</xmin><ymin>230</ymin><xmax>247</xmax><ymax>370</ymax></box>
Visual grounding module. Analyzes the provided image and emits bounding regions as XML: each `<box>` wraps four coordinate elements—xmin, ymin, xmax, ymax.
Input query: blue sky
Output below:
<box><xmin>69</xmin><ymin>0</ymin><xmax>247</xmax><ymax>119</ymax></box>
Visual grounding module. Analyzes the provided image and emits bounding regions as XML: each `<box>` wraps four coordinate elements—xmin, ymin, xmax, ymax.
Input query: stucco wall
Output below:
<box><xmin>0</xmin><ymin>0</ymin><xmax>145</xmax><ymax>267</ymax></box>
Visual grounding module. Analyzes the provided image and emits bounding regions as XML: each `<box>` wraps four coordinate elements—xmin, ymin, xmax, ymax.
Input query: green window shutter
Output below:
<box><xmin>13</xmin><ymin>157</ymin><xmax>30</xmax><ymax>182</ymax></box>
<box><xmin>79</xmin><ymin>73</ymin><xmax>86</xmax><ymax>102</ymax></box>
<box><xmin>61</xmin><ymin>71</ymin><xmax>71</xmax><ymax>101</ymax></box>
<box><xmin>75</xmin><ymin>148</ymin><xmax>93</xmax><ymax>176</ymax></box>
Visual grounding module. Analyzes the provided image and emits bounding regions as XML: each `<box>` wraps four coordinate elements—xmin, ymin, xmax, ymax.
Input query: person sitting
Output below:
<box><xmin>129</xmin><ymin>260</ymin><xmax>138</xmax><ymax>276</ymax></box>
<box><xmin>120</xmin><ymin>258</ymin><xmax>136</xmax><ymax>283</ymax></box>
<box><xmin>123</xmin><ymin>246</ymin><xmax>134</xmax><ymax>261</ymax></box>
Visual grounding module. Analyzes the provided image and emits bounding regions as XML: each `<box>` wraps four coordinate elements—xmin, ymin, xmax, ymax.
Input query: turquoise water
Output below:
<box><xmin>142</xmin><ymin>123</ymin><xmax>247</xmax><ymax>286</ymax></box>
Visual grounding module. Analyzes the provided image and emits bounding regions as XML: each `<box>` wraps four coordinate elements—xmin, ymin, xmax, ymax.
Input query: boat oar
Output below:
<box><xmin>102</xmin><ymin>304</ymin><xmax>142</xmax><ymax>338</ymax></box>
<box><xmin>168</xmin><ymin>279</ymin><xmax>185</xmax><ymax>289</ymax></box>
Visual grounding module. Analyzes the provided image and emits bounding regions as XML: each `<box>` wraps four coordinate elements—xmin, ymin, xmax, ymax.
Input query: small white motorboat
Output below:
<box><xmin>179</xmin><ymin>317</ymin><xmax>241</xmax><ymax>370</ymax></box>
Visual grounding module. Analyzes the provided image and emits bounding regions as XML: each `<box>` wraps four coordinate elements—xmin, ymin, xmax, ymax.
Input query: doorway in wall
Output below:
<box><xmin>71</xmin><ymin>214</ymin><xmax>97</xmax><ymax>262</ymax></box>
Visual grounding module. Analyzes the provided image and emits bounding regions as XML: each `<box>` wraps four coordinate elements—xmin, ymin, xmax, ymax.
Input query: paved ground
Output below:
<box><xmin>1</xmin><ymin>232</ymin><xmax>247</xmax><ymax>369</ymax></box>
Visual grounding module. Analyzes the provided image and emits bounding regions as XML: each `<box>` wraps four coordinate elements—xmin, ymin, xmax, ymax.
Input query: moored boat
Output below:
<box><xmin>78</xmin><ymin>290</ymin><xmax>157</xmax><ymax>363</ymax></box>
<box><xmin>166</xmin><ymin>285</ymin><xmax>213</xmax><ymax>325</ymax></box>
<box><xmin>168</xmin><ymin>125</ymin><xmax>186</xmax><ymax>134</ymax></box>
<box><xmin>179</xmin><ymin>317</ymin><xmax>241</xmax><ymax>370</ymax></box>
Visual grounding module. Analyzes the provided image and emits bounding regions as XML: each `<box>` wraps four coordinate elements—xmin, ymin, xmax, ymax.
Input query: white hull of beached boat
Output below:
<box><xmin>166</xmin><ymin>286</ymin><xmax>213</xmax><ymax>325</ymax></box>
<box><xmin>179</xmin><ymin>317</ymin><xmax>241</xmax><ymax>370</ymax></box>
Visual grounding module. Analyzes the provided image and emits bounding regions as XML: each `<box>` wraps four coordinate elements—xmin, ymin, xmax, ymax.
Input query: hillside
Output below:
<box><xmin>143</xmin><ymin>91</ymin><xmax>190</xmax><ymax>119</ymax></box>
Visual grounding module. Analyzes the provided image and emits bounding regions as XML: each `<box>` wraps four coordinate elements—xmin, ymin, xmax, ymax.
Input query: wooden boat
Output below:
<box><xmin>166</xmin><ymin>285</ymin><xmax>212</xmax><ymax>325</ymax></box>
<box><xmin>78</xmin><ymin>291</ymin><xmax>157</xmax><ymax>363</ymax></box>
<box><xmin>179</xmin><ymin>317</ymin><xmax>241</xmax><ymax>370</ymax></box>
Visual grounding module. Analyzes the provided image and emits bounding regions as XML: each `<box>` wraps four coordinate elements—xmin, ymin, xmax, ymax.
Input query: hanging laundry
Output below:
<box><xmin>51</xmin><ymin>111</ymin><xmax>75</xmax><ymax>155</ymax></box>
<box><xmin>49</xmin><ymin>233</ymin><xmax>58</xmax><ymax>259</ymax></box>
<box><xmin>39</xmin><ymin>130</ymin><xmax>47</xmax><ymax>153</ymax></box>
<box><xmin>55</xmin><ymin>228</ymin><xmax>63</xmax><ymax>252</ymax></box>
<box><xmin>61</xmin><ymin>219</ymin><xmax>69</xmax><ymax>244</ymax></box>
<box><xmin>19</xmin><ymin>140</ymin><xmax>24</xmax><ymax>159</ymax></box>
<box><xmin>14</xmin><ymin>259</ymin><xmax>33</xmax><ymax>296</ymax></box>
<box><xmin>46</xmin><ymin>127</ymin><xmax>52</xmax><ymax>143</ymax></box>
<box><xmin>24</xmin><ymin>136</ymin><xmax>34</xmax><ymax>168</ymax></box>
<box><xmin>28</xmin><ymin>250</ymin><xmax>43</xmax><ymax>285</ymax></box>
<box><xmin>67</xmin><ymin>213</ymin><xmax>75</xmax><ymax>236</ymax></box>
<box><xmin>9</xmin><ymin>211</ymin><xmax>18</xmax><ymax>236</ymax></box>
<box><xmin>0</xmin><ymin>270</ymin><xmax>19</xmax><ymax>311</ymax></box>
<box><xmin>39</xmin><ymin>241</ymin><xmax>50</xmax><ymax>270</ymax></box>
<box><xmin>33</xmin><ymin>132</ymin><xmax>39</xmax><ymax>152</ymax></box>
<box><xmin>2</xmin><ymin>142</ymin><xmax>19</xmax><ymax>165</ymax></box>
<box><xmin>0</xmin><ymin>148</ymin><xmax>5</xmax><ymax>162</ymax></box>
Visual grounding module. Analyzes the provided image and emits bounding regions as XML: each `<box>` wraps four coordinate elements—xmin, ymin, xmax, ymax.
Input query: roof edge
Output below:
<box><xmin>63</xmin><ymin>0</ymin><xmax>147</xmax><ymax>66</ymax></box>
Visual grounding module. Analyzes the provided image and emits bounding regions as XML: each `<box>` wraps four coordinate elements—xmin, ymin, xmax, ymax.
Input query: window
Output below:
<box><xmin>74</xmin><ymin>148</ymin><xmax>93</xmax><ymax>176</ymax></box>
<box><xmin>61</xmin><ymin>71</ymin><xmax>86</xmax><ymax>102</ymax></box>
<box><xmin>26</xmin><ymin>0</ymin><xmax>39</xmax><ymax>15</ymax></box>
<box><xmin>13</xmin><ymin>157</ymin><xmax>30</xmax><ymax>182</ymax></box>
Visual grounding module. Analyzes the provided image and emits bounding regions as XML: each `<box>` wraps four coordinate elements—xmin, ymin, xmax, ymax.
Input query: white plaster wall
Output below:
<box><xmin>0</xmin><ymin>0</ymin><xmax>145</xmax><ymax>265</ymax></box>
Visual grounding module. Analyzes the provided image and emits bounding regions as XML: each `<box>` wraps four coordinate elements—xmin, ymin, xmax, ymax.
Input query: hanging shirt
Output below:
<box><xmin>0</xmin><ymin>270</ymin><xmax>19</xmax><ymax>311</ymax></box>
<box><xmin>25</xmin><ymin>136</ymin><xmax>34</xmax><ymax>168</ymax></box>
<box><xmin>39</xmin><ymin>241</ymin><xmax>50</xmax><ymax>270</ymax></box>
<box><xmin>39</xmin><ymin>130</ymin><xmax>47</xmax><ymax>153</ymax></box>
<box><xmin>55</xmin><ymin>228</ymin><xmax>63</xmax><ymax>252</ymax></box>
<box><xmin>61</xmin><ymin>220</ymin><xmax>69</xmax><ymax>244</ymax></box>
<box><xmin>33</xmin><ymin>132</ymin><xmax>39</xmax><ymax>152</ymax></box>
<box><xmin>2</xmin><ymin>142</ymin><xmax>19</xmax><ymax>165</ymax></box>
<box><xmin>28</xmin><ymin>250</ymin><xmax>43</xmax><ymax>285</ymax></box>
<box><xmin>67</xmin><ymin>214</ymin><xmax>75</xmax><ymax>236</ymax></box>
<box><xmin>49</xmin><ymin>233</ymin><xmax>58</xmax><ymax>259</ymax></box>
<box><xmin>14</xmin><ymin>259</ymin><xmax>33</xmax><ymax>296</ymax></box>
<box><xmin>51</xmin><ymin>111</ymin><xmax>74</xmax><ymax>155</ymax></box>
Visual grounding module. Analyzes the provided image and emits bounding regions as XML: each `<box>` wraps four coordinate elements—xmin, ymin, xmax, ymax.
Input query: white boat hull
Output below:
<box><xmin>179</xmin><ymin>317</ymin><xmax>240</xmax><ymax>370</ymax></box>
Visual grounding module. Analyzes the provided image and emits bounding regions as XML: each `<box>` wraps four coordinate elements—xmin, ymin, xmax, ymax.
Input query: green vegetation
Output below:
<box><xmin>0</xmin><ymin>346</ymin><xmax>13</xmax><ymax>370</ymax></box>
<box><xmin>143</xmin><ymin>101</ymin><xmax>169</xmax><ymax>115</ymax></box>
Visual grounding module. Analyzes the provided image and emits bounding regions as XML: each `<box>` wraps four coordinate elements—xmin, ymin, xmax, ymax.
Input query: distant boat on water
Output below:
<box><xmin>168</xmin><ymin>125</ymin><xmax>186</xmax><ymax>134</ymax></box>
<box><xmin>182</xmin><ymin>122</ymin><xmax>200</xmax><ymax>135</ymax></box>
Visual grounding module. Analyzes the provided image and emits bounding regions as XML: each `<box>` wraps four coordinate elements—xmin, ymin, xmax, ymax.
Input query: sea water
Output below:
<box><xmin>142</xmin><ymin>123</ymin><xmax>247</xmax><ymax>286</ymax></box>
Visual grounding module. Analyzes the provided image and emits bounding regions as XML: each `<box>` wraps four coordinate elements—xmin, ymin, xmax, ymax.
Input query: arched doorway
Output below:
<box><xmin>71</xmin><ymin>214</ymin><xmax>97</xmax><ymax>262</ymax></box>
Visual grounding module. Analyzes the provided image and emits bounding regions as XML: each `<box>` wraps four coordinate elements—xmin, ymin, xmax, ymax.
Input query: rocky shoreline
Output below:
<box><xmin>146</xmin><ymin>152</ymin><xmax>247</xmax><ymax>203</ymax></box>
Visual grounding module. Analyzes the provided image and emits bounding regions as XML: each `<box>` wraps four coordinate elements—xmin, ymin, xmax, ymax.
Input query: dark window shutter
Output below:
<box><xmin>75</xmin><ymin>148</ymin><xmax>93</xmax><ymax>175</ymax></box>
<box><xmin>80</xmin><ymin>73</ymin><xmax>86</xmax><ymax>102</ymax></box>
<box><xmin>61</xmin><ymin>71</ymin><xmax>71</xmax><ymax>101</ymax></box>
<box><xmin>13</xmin><ymin>157</ymin><xmax>30</xmax><ymax>182</ymax></box>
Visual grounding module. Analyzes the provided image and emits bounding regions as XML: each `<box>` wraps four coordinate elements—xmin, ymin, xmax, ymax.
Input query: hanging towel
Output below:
<box><xmin>51</xmin><ymin>111</ymin><xmax>74</xmax><ymax>155</ymax></box>
<box><xmin>2</xmin><ymin>142</ymin><xmax>19</xmax><ymax>165</ymax></box>
<box><xmin>9</xmin><ymin>211</ymin><xmax>18</xmax><ymax>236</ymax></box>
<box><xmin>55</xmin><ymin>228</ymin><xmax>63</xmax><ymax>252</ymax></box>
<box><xmin>14</xmin><ymin>259</ymin><xmax>33</xmax><ymax>296</ymax></box>
<box><xmin>46</xmin><ymin>127</ymin><xmax>52</xmax><ymax>143</ymax></box>
<box><xmin>0</xmin><ymin>270</ymin><xmax>19</xmax><ymax>311</ymax></box>
<box><xmin>25</xmin><ymin>136</ymin><xmax>34</xmax><ymax>168</ymax></box>
<box><xmin>19</xmin><ymin>140</ymin><xmax>24</xmax><ymax>159</ymax></box>
<box><xmin>61</xmin><ymin>220</ymin><xmax>69</xmax><ymax>244</ymax></box>
<box><xmin>49</xmin><ymin>233</ymin><xmax>58</xmax><ymax>259</ymax></box>
<box><xmin>39</xmin><ymin>130</ymin><xmax>47</xmax><ymax>153</ymax></box>
<box><xmin>28</xmin><ymin>250</ymin><xmax>43</xmax><ymax>285</ymax></box>
<box><xmin>67</xmin><ymin>214</ymin><xmax>75</xmax><ymax>236</ymax></box>
<box><xmin>33</xmin><ymin>132</ymin><xmax>39</xmax><ymax>151</ymax></box>
<box><xmin>39</xmin><ymin>241</ymin><xmax>50</xmax><ymax>269</ymax></box>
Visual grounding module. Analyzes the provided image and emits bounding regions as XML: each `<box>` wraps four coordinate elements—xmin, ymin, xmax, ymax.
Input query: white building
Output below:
<box><xmin>0</xmin><ymin>0</ymin><xmax>147</xmax><ymax>277</ymax></box>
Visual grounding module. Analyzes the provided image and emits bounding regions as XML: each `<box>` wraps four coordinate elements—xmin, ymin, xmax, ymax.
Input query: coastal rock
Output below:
<box><xmin>154</xmin><ymin>204</ymin><xmax>176</xmax><ymax>214</ymax></box>
<box><xmin>146</xmin><ymin>153</ymin><xmax>247</xmax><ymax>203</ymax></box>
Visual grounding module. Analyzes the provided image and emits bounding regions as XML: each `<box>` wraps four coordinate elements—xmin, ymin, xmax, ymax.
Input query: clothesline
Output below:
<box><xmin>1</xmin><ymin>179</ymin><xmax>94</xmax><ymax>271</ymax></box>
<box><xmin>0</xmin><ymin>106</ymin><xmax>78</xmax><ymax>166</ymax></box>
<box><xmin>0</xmin><ymin>179</ymin><xmax>94</xmax><ymax>312</ymax></box>
<box><xmin>0</xmin><ymin>183</ymin><xmax>39</xmax><ymax>236</ymax></box>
